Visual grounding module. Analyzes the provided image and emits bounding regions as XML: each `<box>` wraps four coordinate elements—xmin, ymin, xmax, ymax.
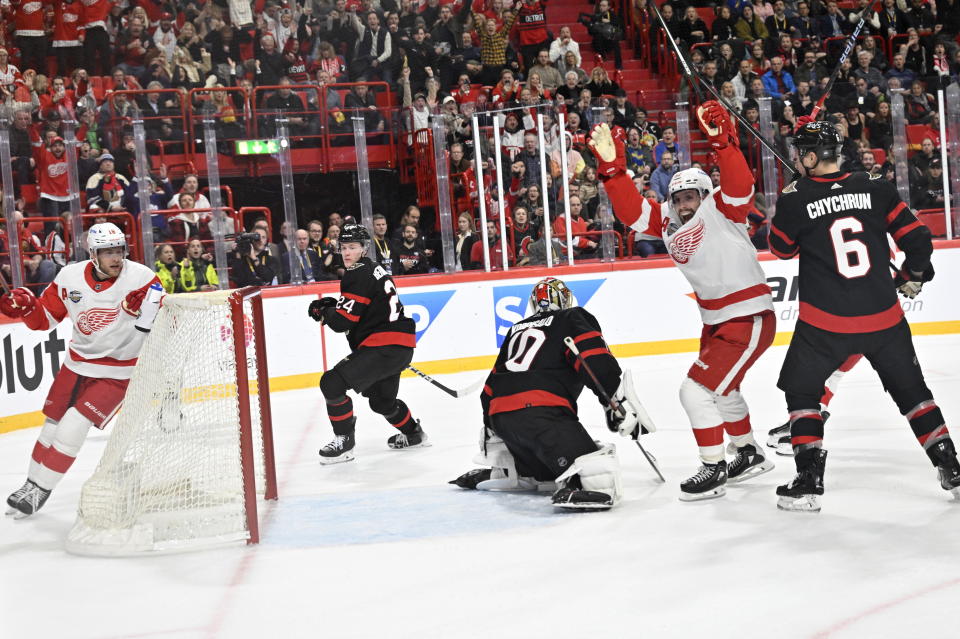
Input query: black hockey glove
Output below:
<box><xmin>307</xmin><ymin>296</ymin><xmax>337</xmax><ymax>322</ymax></box>
<box><xmin>893</xmin><ymin>264</ymin><xmax>935</xmax><ymax>300</ymax></box>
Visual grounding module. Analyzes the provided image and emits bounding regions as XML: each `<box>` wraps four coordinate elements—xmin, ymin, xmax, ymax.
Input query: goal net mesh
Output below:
<box><xmin>66</xmin><ymin>290</ymin><xmax>267</xmax><ymax>556</ymax></box>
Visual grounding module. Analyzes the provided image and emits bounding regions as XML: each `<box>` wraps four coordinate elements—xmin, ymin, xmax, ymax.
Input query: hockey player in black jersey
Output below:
<box><xmin>769</xmin><ymin>121</ymin><xmax>960</xmax><ymax>512</ymax></box>
<box><xmin>450</xmin><ymin>277</ymin><xmax>654</xmax><ymax>510</ymax></box>
<box><xmin>307</xmin><ymin>224</ymin><xmax>428</xmax><ymax>464</ymax></box>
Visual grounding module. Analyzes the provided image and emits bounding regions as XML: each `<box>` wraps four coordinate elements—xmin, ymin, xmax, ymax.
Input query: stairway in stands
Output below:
<box><xmin>545</xmin><ymin>0</ymin><xmax>713</xmax><ymax>166</ymax></box>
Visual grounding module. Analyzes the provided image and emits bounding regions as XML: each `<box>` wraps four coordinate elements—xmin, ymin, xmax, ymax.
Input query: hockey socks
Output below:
<box><xmin>384</xmin><ymin>399</ymin><xmax>416</xmax><ymax>433</ymax></box>
<box><xmin>326</xmin><ymin>396</ymin><xmax>356</xmax><ymax>436</ymax></box>
<box><xmin>787</xmin><ymin>409</ymin><xmax>824</xmax><ymax>454</ymax></box>
<box><xmin>906</xmin><ymin>400</ymin><xmax>949</xmax><ymax>452</ymax></box>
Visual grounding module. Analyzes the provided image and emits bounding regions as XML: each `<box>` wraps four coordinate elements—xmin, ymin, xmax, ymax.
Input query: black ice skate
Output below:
<box><xmin>6</xmin><ymin>479</ymin><xmax>32</xmax><ymax>516</ymax></box>
<box><xmin>926</xmin><ymin>440</ymin><xmax>960</xmax><ymax>499</ymax></box>
<box><xmin>388</xmin><ymin>421</ymin><xmax>431</xmax><ymax>450</ymax></box>
<box><xmin>551</xmin><ymin>487</ymin><xmax>614</xmax><ymax>510</ymax></box>
<box><xmin>770</xmin><ymin>411</ymin><xmax>830</xmax><ymax>457</ymax></box>
<box><xmin>767</xmin><ymin>421</ymin><xmax>789</xmax><ymax>448</ymax></box>
<box><xmin>727</xmin><ymin>444</ymin><xmax>775</xmax><ymax>483</ymax></box>
<box><xmin>776</xmin><ymin>448</ymin><xmax>828</xmax><ymax>513</ymax></box>
<box><xmin>319</xmin><ymin>432</ymin><xmax>356</xmax><ymax>465</ymax></box>
<box><xmin>679</xmin><ymin>461</ymin><xmax>727</xmax><ymax>502</ymax></box>
<box><xmin>11</xmin><ymin>481</ymin><xmax>51</xmax><ymax>519</ymax></box>
<box><xmin>449</xmin><ymin>468</ymin><xmax>492</xmax><ymax>489</ymax></box>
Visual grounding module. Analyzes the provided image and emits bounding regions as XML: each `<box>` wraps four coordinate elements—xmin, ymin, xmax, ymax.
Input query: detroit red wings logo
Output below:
<box><xmin>668</xmin><ymin>219</ymin><xmax>706</xmax><ymax>264</ymax></box>
<box><xmin>76</xmin><ymin>307</ymin><xmax>121</xmax><ymax>335</ymax></box>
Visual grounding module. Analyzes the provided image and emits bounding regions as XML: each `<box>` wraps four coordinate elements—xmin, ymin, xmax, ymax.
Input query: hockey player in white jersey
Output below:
<box><xmin>589</xmin><ymin>100</ymin><xmax>776</xmax><ymax>501</ymax></box>
<box><xmin>0</xmin><ymin>223</ymin><xmax>163</xmax><ymax>518</ymax></box>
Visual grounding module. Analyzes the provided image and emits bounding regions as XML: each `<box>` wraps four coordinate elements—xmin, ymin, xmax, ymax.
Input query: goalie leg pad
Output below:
<box><xmin>554</xmin><ymin>443</ymin><xmax>622</xmax><ymax>507</ymax></box>
<box><xmin>471</xmin><ymin>428</ymin><xmax>539</xmax><ymax>491</ymax></box>
<box><xmin>30</xmin><ymin>408</ymin><xmax>93</xmax><ymax>491</ymax></box>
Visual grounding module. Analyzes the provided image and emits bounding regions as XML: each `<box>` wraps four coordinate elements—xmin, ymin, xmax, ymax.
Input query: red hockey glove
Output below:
<box><xmin>588</xmin><ymin>123</ymin><xmax>627</xmax><ymax>178</ymax></box>
<box><xmin>696</xmin><ymin>100</ymin><xmax>737</xmax><ymax>150</ymax></box>
<box><xmin>0</xmin><ymin>287</ymin><xmax>37</xmax><ymax>319</ymax></box>
<box><xmin>794</xmin><ymin>115</ymin><xmax>815</xmax><ymax>134</ymax></box>
<box><xmin>121</xmin><ymin>284</ymin><xmax>150</xmax><ymax>318</ymax></box>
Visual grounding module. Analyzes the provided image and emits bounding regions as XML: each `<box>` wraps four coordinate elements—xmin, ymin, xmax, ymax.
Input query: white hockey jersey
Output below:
<box><xmin>28</xmin><ymin>260</ymin><xmax>161</xmax><ymax>379</ymax></box>
<box><xmin>604</xmin><ymin>145</ymin><xmax>773</xmax><ymax>325</ymax></box>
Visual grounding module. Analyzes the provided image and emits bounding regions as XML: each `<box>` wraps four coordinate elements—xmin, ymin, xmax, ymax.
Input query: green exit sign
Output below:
<box><xmin>235</xmin><ymin>139</ymin><xmax>281</xmax><ymax>155</ymax></box>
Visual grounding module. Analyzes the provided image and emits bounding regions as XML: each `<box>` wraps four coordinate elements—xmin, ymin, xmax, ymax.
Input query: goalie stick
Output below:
<box><xmin>407</xmin><ymin>365</ymin><xmax>484</xmax><ymax>399</ymax></box>
<box><xmin>649</xmin><ymin>0</ymin><xmax>795</xmax><ymax>173</ymax></box>
<box><xmin>563</xmin><ymin>337</ymin><xmax>666</xmax><ymax>483</ymax></box>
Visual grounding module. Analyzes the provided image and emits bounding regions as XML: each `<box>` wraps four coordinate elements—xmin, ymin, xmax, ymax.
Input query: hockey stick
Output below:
<box><xmin>406</xmin><ymin>365</ymin><xmax>484</xmax><ymax>399</ymax></box>
<box><xmin>809</xmin><ymin>0</ymin><xmax>883</xmax><ymax>122</ymax></box>
<box><xmin>649</xmin><ymin>1</ymin><xmax>795</xmax><ymax>173</ymax></box>
<box><xmin>563</xmin><ymin>337</ymin><xmax>666</xmax><ymax>482</ymax></box>
<box><xmin>0</xmin><ymin>267</ymin><xmax>10</xmax><ymax>296</ymax></box>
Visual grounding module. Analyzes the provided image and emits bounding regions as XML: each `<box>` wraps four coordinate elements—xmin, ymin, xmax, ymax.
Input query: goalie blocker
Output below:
<box><xmin>450</xmin><ymin>277</ymin><xmax>654</xmax><ymax>511</ymax></box>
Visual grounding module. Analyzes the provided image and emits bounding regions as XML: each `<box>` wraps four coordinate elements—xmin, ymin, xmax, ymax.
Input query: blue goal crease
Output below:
<box><xmin>263</xmin><ymin>487</ymin><xmax>566</xmax><ymax>548</ymax></box>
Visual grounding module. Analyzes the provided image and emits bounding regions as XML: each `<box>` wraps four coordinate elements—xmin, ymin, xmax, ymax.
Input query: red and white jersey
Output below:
<box><xmin>11</xmin><ymin>0</ymin><xmax>47</xmax><ymax>37</ymax></box>
<box><xmin>53</xmin><ymin>1</ymin><xmax>82</xmax><ymax>46</ymax></box>
<box><xmin>604</xmin><ymin>145</ymin><xmax>773</xmax><ymax>325</ymax></box>
<box><xmin>79</xmin><ymin>0</ymin><xmax>111</xmax><ymax>29</ymax></box>
<box><xmin>37</xmin><ymin>146</ymin><xmax>70</xmax><ymax>200</ymax></box>
<box><xmin>0</xmin><ymin>63</ymin><xmax>24</xmax><ymax>91</ymax></box>
<box><xmin>31</xmin><ymin>260</ymin><xmax>161</xmax><ymax>379</ymax></box>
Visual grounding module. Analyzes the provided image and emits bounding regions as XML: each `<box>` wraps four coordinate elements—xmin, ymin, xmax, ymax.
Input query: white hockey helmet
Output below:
<box><xmin>87</xmin><ymin>222</ymin><xmax>128</xmax><ymax>274</ymax></box>
<box><xmin>667</xmin><ymin>167</ymin><xmax>713</xmax><ymax>202</ymax></box>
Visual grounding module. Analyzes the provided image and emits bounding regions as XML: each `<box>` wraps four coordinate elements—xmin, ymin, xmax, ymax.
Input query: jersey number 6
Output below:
<box><xmin>829</xmin><ymin>217</ymin><xmax>871</xmax><ymax>279</ymax></box>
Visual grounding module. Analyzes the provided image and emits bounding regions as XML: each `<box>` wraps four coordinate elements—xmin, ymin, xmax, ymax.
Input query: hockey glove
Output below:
<box><xmin>794</xmin><ymin>114</ymin><xmax>815</xmax><ymax>134</ymax></box>
<box><xmin>605</xmin><ymin>403</ymin><xmax>641</xmax><ymax>439</ymax></box>
<box><xmin>588</xmin><ymin>123</ymin><xmax>627</xmax><ymax>179</ymax></box>
<box><xmin>696</xmin><ymin>100</ymin><xmax>737</xmax><ymax>150</ymax></box>
<box><xmin>894</xmin><ymin>264</ymin><xmax>935</xmax><ymax>299</ymax></box>
<box><xmin>605</xmin><ymin>370</ymin><xmax>657</xmax><ymax>439</ymax></box>
<box><xmin>121</xmin><ymin>283</ymin><xmax>149</xmax><ymax>318</ymax></box>
<box><xmin>0</xmin><ymin>287</ymin><xmax>36</xmax><ymax>319</ymax></box>
<box><xmin>308</xmin><ymin>296</ymin><xmax>337</xmax><ymax>322</ymax></box>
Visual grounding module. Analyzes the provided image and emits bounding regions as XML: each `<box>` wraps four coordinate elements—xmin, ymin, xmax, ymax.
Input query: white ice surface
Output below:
<box><xmin>2</xmin><ymin>335</ymin><xmax>960</xmax><ymax>639</ymax></box>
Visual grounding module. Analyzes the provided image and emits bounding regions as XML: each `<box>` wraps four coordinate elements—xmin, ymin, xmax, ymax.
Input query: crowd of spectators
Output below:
<box><xmin>1</xmin><ymin>0</ymin><xmax>958</xmax><ymax>288</ymax></box>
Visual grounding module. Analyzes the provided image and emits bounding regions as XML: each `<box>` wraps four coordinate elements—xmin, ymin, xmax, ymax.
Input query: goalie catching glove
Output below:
<box><xmin>0</xmin><ymin>287</ymin><xmax>37</xmax><ymax>319</ymax></box>
<box><xmin>588</xmin><ymin>123</ymin><xmax>627</xmax><ymax>178</ymax></box>
<box><xmin>604</xmin><ymin>370</ymin><xmax>656</xmax><ymax>439</ymax></box>
<box><xmin>893</xmin><ymin>263</ymin><xmax>935</xmax><ymax>299</ymax></box>
<box><xmin>696</xmin><ymin>100</ymin><xmax>738</xmax><ymax>150</ymax></box>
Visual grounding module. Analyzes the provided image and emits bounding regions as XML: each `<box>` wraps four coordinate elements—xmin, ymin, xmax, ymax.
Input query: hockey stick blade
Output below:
<box><xmin>407</xmin><ymin>365</ymin><xmax>483</xmax><ymax>399</ymax></box>
<box><xmin>563</xmin><ymin>337</ymin><xmax>666</xmax><ymax>482</ymax></box>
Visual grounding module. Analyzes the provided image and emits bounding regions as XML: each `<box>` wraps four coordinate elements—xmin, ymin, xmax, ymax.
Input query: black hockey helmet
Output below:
<box><xmin>339</xmin><ymin>223</ymin><xmax>371</xmax><ymax>252</ymax></box>
<box><xmin>792</xmin><ymin>120</ymin><xmax>843</xmax><ymax>162</ymax></box>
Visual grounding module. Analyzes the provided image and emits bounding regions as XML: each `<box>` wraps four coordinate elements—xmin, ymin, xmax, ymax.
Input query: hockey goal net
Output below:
<box><xmin>66</xmin><ymin>288</ymin><xmax>277</xmax><ymax>556</ymax></box>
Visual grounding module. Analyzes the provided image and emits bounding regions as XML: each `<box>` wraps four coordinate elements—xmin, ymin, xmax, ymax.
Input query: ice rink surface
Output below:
<box><xmin>2</xmin><ymin>334</ymin><xmax>960</xmax><ymax>639</ymax></box>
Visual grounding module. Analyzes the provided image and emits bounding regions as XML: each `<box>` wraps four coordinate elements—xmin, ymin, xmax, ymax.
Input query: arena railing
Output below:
<box><xmin>104</xmin><ymin>89</ymin><xmax>190</xmax><ymax>172</ymax></box>
<box><xmin>188</xmin><ymin>86</ymin><xmax>255</xmax><ymax>178</ymax></box>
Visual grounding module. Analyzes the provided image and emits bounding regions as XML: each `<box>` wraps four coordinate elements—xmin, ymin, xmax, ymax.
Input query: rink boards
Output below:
<box><xmin>2</xmin><ymin>243</ymin><xmax>959</xmax><ymax>432</ymax></box>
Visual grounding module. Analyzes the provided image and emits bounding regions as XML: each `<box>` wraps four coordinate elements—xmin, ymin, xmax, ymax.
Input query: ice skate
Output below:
<box><xmin>926</xmin><ymin>440</ymin><xmax>960</xmax><ymax>500</ymax></box>
<box><xmin>388</xmin><ymin>421</ymin><xmax>431</xmax><ymax>450</ymax></box>
<box><xmin>319</xmin><ymin>432</ymin><xmax>356</xmax><ymax>465</ymax></box>
<box><xmin>551</xmin><ymin>486</ymin><xmax>614</xmax><ymax>510</ymax></box>
<box><xmin>766</xmin><ymin>421</ymin><xmax>789</xmax><ymax>448</ymax></box>
<box><xmin>777</xmin><ymin>448</ymin><xmax>827</xmax><ymax>513</ymax></box>
<box><xmin>679</xmin><ymin>461</ymin><xmax>727</xmax><ymax>501</ymax></box>
<box><xmin>727</xmin><ymin>444</ymin><xmax>775</xmax><ymax>483</ymax></box>
<box><xmin>6</xmin><ymin>480</ymin><xmax>32</xmax><ymax>516</ymax></box>
<box><xmin>450</xmin><ymin>468</ymin><xmax>492</xmax><ymax>489</ymax></box>
<box><xmin>773</xmin><ymin>411</ymin><xmax>829</xmax><ymax>457</ymax></box>
<box><xmin>11</xmin><ymin>481</ymin><xmax>51</xmax><ymax>519</ymax></box>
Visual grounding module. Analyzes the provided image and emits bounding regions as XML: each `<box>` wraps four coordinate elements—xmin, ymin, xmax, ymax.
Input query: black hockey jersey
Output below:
<box><xmin>770</xmin><ymin>171</ymin><xmax>932</xmax><ymax>333</ymax></box>
<box><xmin>482</xmin><ymin>307</ymin><xmax>621</xmax><ymax>417</ymax></box>
<box><xmin>321</xmin><ymin>256</ymin><xmax>416</xmax><ymax>350</ymax></box>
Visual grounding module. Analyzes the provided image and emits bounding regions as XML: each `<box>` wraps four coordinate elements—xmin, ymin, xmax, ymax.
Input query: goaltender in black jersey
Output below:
<box><xmin>451</xmin><ymin>277</ymin><xmax>655</xmax><ymax>511</ymax></box>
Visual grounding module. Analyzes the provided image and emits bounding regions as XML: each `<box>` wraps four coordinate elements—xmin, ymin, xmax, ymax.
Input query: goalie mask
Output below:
<box><xmin>529</xmin><ymin>277</ymin><xmax>573</xmax><ymax>314</ymax></box>
<box><xmin>86</xmin><ymin>222</ymin><xmax>128</xmax><ymax>276</ymax></box>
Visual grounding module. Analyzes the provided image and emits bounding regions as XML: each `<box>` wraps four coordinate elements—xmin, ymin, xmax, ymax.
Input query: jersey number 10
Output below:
<box><xmin>829</xmin><ymin>217</ymin><xmax>871</xmax><ymax>279</ymax></box>
<box><xmin>504</xmin><ymin>328</ymin><xmax>547</xmax><ymax>372</ymax></box>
